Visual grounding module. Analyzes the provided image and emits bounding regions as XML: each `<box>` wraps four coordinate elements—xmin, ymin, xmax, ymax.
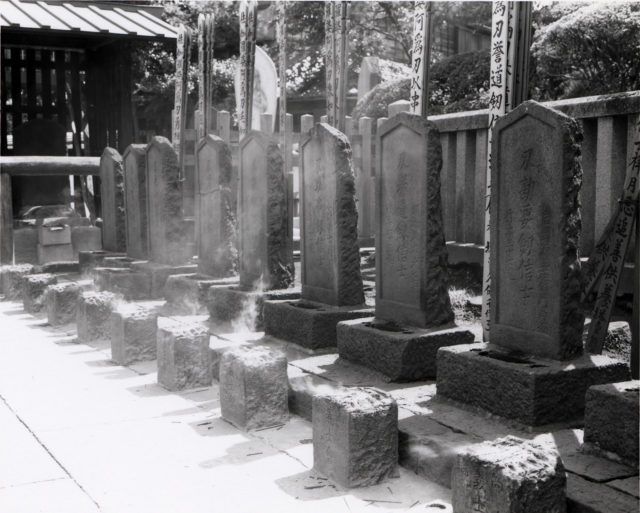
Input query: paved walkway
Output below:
<box><xmin>0</xmin><ymin>300</ymin><xmax>451</xmax><ymax>513</ymax></box>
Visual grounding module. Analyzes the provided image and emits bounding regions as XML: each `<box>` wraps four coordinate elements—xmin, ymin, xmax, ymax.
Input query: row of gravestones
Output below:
<box><xmin>96</xmin><ymin>101</ymin><xmax>631</xmax><ymax>430</ymax></box>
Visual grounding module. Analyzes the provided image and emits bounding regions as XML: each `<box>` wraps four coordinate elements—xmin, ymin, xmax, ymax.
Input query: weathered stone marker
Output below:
<box><xmin>337</xmin><ymin>113</ymin><xmax>473</xmax><ymax>380</ymax></box>
<box><xmin>207</xmin><ymin>130</ymin><xmax>296</xmax><ymax>329</ymax></box>
<box><xmin>238</xmin><ymin>131</ymin><xmax>293</xmax><ymax>290</ymax></box>
<box><xmin>219</xmin><ymin>345</ymin><xmax>288</xmax><ymax>431</ymax></box>
<box><xmin>123</xmin><ymin>144</ymin><xmax>149</xmax><ymax>260</ymax></box>
<box><xmin>195</xmin><ymin>135</ymin><xmax>236</xmax><ymax>278</ymax></box>
<box><xmin>263</xmin><ymin>123</ymin><xmax>372</xmax><ymax>348</ymax></box>
<box><xmin>451</xmin><ymin>436</ymin><xmax>566</xmax><ymax>513</ymax></box>
<box><xmin>313</xmin><ymin>387</ymin><xmax>397</xmax><ymax>488</ymax></box>
<box><xmin>100</xmin><ymin>147</ymin><xmax>126</xmax><ymax>253</ymax></box>
<box><xmin>146</xmin><ymin>136</ymin><xmax>188</xmax><ymax>266</ymax></box>
<box><xmin>437</xmin><ymin>101</ymin><xmax>629</xmax><ymax>426</ymax></box>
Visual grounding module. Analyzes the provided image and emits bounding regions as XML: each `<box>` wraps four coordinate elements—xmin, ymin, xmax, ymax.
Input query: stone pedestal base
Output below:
<box><xmin>220</xmin><ymin>345</ymin><xmax>288</xmax><ymax>430</ymax></box>
<box><xmin>22</xmin><ymin>273</ymin><xmax>57</xmax><ymax>313</ymax></box>
<box><xmin>1</xmin><ymin>264</ymin><xmax>35</xmax><ymax>299</ymax></box>
<box><xmin>164</xmin><ymin>274</ymin><xmax>237</xmax><ymax>314</ymax></box>
<box><xmin>110</xmin><ymin>304</ymin><xmax>158</xmax><ymax>365</ymax></box>
<box><xmin>77</xmin><ymin>291</ymin><xmax>116</xmax><ymax>342</ymax></box>
<box><xmin>437</xmin><ymin>343</ymin><xmax>630</xmax><ymax>427</ymax></box>
<box><xmin>207</xmin><ymin>286</ymin><xmax>301</xmax><ymax>331</ymax></box>
<box><xmin>130</xmin><ymin>261</ymin><xmax>197</xmax><ymax>299</ymax></box>
<box><xmin>313</xmin><ymin>387</ymin><xmax>398</xmax><ymax>488</ymax></box>
<box><xmin>94</xmin><ymin>267</ymin><xmax>151</xmax><ymax>300</ymax></box>
<box><xmin>157</xmin><ymin>318</ymin><xmax>212</xmax><ymax>391</ymax></box>
<box><xmin>452</xmin><ymin>436</ymin><xmax>566</xmax><ymax>513</ymax></box>
<box><xmin>78</xmin><ymin>250</ymin><xmax>125</xmax><ymax>275</ymax></box>
<box><xmin>584</xmin><ymin>380</ymin><xmax>639</xmax><ymax>468</ymax></box>
<box><xmin>337</xmin><ymin>317</ymin><xmax>475</xmax><ymax>381</ymax></box>
<box><xmin>46</xmin><ymin>282</ymin><xmax>82</xmax><ymax>325</ymax></box>
<box><xmin>263</xmin><ymin>300</ymin><xmax>373</xmax><ymax>350</ymax></box>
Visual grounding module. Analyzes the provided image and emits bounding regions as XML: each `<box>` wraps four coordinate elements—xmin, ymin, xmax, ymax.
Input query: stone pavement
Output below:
<box><xmin>0</xmin><ymin>300</ymin><xmax>452</xmax><ymax>513</ymax></box>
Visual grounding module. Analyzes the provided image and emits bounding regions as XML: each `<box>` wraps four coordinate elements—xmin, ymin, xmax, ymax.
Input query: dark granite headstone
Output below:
<box><xmin>376</xmin><ymin>113</ymin><xmax>452</xmax><ymax>327</ymax></box>
<box><xmin>145</xmin><ymin>136</ymin><xmax>189</xmax><ymax>266</ymax></box>
<box><xmin>195</xmin><ymin>135</ymin><xmax>235</xmax><ymax>277</ymax></box>
<box><xmin>100</xmin><ymin>147</ymin><xmax>126</xmax><ymax>253</ymax></box>
<box><xmin>490</xmin><ymin>100</ymin><xmax>584</xmax><ymax>360</ymax></box>
<box><xmin>238</xmin><ymin>131</ymin><xmax>293</xmax><ymax>291</ymax></box>
<box><xmin>300</xmin><ymin>123</ymin><xmax>363</xmax><ymax>306</ymax></box>
<box><xmin>123</xmin><ymin>144</ymin><xmax>149</xmax><ymax>260</ymax></box>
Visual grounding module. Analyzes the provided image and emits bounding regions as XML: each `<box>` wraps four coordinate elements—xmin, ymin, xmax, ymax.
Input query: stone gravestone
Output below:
<box><xmin>195</xmin><ymin>135</ymin><xmax>235</xmax><ymax>278</ymax></box>
<box><xmin>263</xmin><ymin>123</ymin><xmax>373</xmax><ymax>349</ymax></box>
<box><xmin>237</xmin><ymin>131</ymin><xmax>293</xmax><ymax>290</ymax></box>
<box><xmin>337</xmin><ymin>113</ymin><xmax>473</xmax><ymax>381</ymax></box>
<box><xmin>300</xmin><ymin>123</ymin><xmax>364</xmax><ymax>306</ymax></box>
<box><xmin>145</xmin><ymin>136</ymin><xmax>188</xmax><ymax>266</ymax></box>
<box><xmin>100</xmin><ymin>147</ymin><xmax>126</xmax><ymax>253</ymax></box>
<box><xmin>206</xmin><ymin>130</ymin><xmax>296</xmax><ymax>329</ymax></box>
<box><xmin>123</xmin><ymin>144</ymin><xmax>149</xmax><ymax>260</ymax></box>
<box><xmin>437</xmin><ymin>101</ymin><xmax>629</xmax><ymax>426</ymax></box>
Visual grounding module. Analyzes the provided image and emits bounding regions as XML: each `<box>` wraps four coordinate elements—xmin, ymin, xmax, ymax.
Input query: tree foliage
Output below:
<box><xmin>530</xmin><ymin>1</ymin><xmax>640</xmax><ymax>100</ymax></box>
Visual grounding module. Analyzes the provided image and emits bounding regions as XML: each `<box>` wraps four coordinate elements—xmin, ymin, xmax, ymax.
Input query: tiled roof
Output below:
<box><xmin>0</xmin><ymin>0</ymin><xmax>177</xmax><ymax>39</ymax></box>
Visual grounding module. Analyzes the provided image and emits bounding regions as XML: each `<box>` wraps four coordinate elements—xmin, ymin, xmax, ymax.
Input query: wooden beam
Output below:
<box><xmin>1</xmin><ymin>156</ymin><xmax>100</xmax><ymax>176</ymax></box>
<box><xmin>1</xmin><ymin>174</ymin><xmax>13</xmax><ymax>264</ymax></box>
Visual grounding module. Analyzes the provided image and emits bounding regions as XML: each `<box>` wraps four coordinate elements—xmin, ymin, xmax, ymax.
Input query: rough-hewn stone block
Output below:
<box><xmin>313</xmin><ymin>387</ymin><xmax>398</xmax><ymax>488</ymax></box>
<box><xmin>94</xmin><ymin>267</ymin><xmax>151</xmax><ymax>300</ymax></box>
<box><xmin>22</xmin><ymin>273</ymin><xmax>57</xmax><ymax>313</ymax></box>
<box><xmin>437</xmin><ymin>344</ymin><xmax>630</xmax><ymax>426</ymax></box>
<box><xmin>71</xmin><ymin>226</ymin><xmax>102</xmax><ymax>257</ymax></box>
<box><xmin>110</xmin><ymin>304</ymin><xmax>158</xmax><ymax>365</ymax></box>
<box><xmin>37</xmin><ymin>225</ymin><xmax>71</xmax><ymax>246</ymax></box>
<box><xmin>37</xmin><ymin>243</ymin><xmax>73</xmax><ymax>264</ymax></box>
<box><xmin>157</xmin><ymin>318</ymin><xmax>211</xmax><ymax>390</ymax></box>
<box><xmin>263</xmin><ymin>299</ymin><xmax>373</xmax><ymax>350</ymax></box>
<box><xmin>584</xmin><ymin>380</ymin><xmax>639</xmax><ymax>468</ymax></box>
<box><xmin>46</xmin><ymin>282</ymin><xmax>82</xmax><ymax>326</ymax></box>
<box><xmin>220</xmin><ymin>345</ymin><xmax>288</xmax><ymax>430</ymax></box>
<box><xmin>451</xmin><ymin>436</ymin><xmax>566</xmax><ymax>513</ymax></box>
<box><xmin>130</xmin><ymin>261</ymin><xmax>197</xmax><ymax>299</ymax></box>
<box><xmin>337</xmin><ymin>317</ymin><xmax>475</xmax><ymax>381</ymax></box>
<box><xmin>77</xmin><ymin>291</ymin><xmax>115</xmax><ymax>342</ymax></box>
<box><xmin>1</xmin><ymin>264</ymin><xmax>34</xmax><ymax>299</ymax></box>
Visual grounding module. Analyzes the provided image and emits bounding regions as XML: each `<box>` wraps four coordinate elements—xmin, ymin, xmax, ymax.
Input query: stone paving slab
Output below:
<box><xmin>0</xmin><ymin>300</ymin><xmax>452</xmax><ymax>513</ymax></box>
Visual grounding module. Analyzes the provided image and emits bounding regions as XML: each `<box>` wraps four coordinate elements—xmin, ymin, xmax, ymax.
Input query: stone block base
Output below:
<box><xmin>220</xmin><ymin>345</ymin><xmax>288</xmax><ymax>430</ymax></box>
<box><xmin>14</xmin><ymin>227</ymin><xmax>38</xmax><ymax>264</ymax></box>
<box><xmin>157</xmin><ymin>318</ymin><xmax>212</xmax><ymax>391</ymax></box>
<box><xmin>110</xmin><ymin>304</ymin><xmax>158</xmax><ymax>365</ymax></box>
<box><xmin>451</xmin><ymin>436</ymin><xmax>566</xmax><ymax>513</ymax></box>
<box><xmin>207</xmin><ymin>286</ymin><xmax>301</xmax><ymax>331</ymax></box>
<box><xmin>337</xmin><ymin>317</ymin><xmax>475</xmax><ymax>381</ymax></box>
<box><xmin>41</xmin><ymin>261</ymin><xmax>79</xmax><ymax>274</ymax></box>
<box><xmin>437</xmin><ymin>344</ymin><xmax>630</xmax><ymax>427</ymax></box>
<box><xmin>130</xmin><ymin>261</ymin><xmax>197</xmax><ymax>299</ymax></box>
<box><xmin>78</xmin><ymin>251</ymin><xmax>125</xmax><ymax>275</ymax></box>
<box><xmin>22</xmin><ymin>273</ymin><xmax>58</xmax><ymax>313</ymax></box>
<box><xmin>37</xmin><ymin>243</ymin><xmax>73</xmax><ymax>264</ymax></box>
<box><xmin>77</xmin><ymin>291</ymin><xmax>116</xmax><ymax>342</ymax></box>
<box><xmin>1</xmin><ymin>264</ymin><xmax>35</xmax><ymax>299</ymax></box>
<box><xmin>164</xmin><ymin>274</ymin><xmax>237</xmax><ymax>315</ymax></box>
<box><xmin>584</xmin><ymin>380</ymin><xmax>639</xmax><ymax>468</ymax></box>
<box><xmin>94</xmin><ymin>267</ymin><xmax>151</xmax><ymax>300</ymax></box>
<box><xmin>71</xmin><ymin>226</ymin><xmax>101</xmax><ymax>257</ymax></box>
<box><xmin>263</xmin><ymin>300</ymin><xmax>373</xmax><ymax>350</ymax></box>
<box><xmin>46</xmin><ymin>282</ymin><xmax>82</xmax><ymax>325</ymax></box>
<box><xmin>313</xmin><ymin>387</ymin><xmax>398</xmax><ymax>488</ymax></box>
